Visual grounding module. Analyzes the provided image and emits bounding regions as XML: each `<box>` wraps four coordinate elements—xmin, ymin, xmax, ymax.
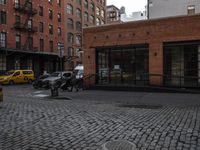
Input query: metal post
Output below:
<box><xmin>198</xmin><ymin>46</ymin><xmax>200</xmax><ymax>86</ymax></box>
<box><xmin>58</xmin><ymin>43</ymin><xmax>64</xmax><ymax>72</ymax></box>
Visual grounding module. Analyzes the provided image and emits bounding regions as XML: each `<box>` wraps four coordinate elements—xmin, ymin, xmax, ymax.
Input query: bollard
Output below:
<box><xmin>50</xmin><ymin>85</ymin><xmax>59</xmax><ymax>97</ymax></box>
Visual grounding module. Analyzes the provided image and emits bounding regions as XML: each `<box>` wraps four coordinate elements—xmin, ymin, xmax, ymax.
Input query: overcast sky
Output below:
<box><xmin>107</xmin><ymin>0</ymin><xmax>147</xmax><ymax>15</ymax></box>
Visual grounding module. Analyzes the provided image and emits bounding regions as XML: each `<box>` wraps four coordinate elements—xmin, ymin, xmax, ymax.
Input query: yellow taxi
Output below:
<box><xmin>0</xmin><ymin>70</ymin><xmax>35</xmax><ymax>85</ymax></box>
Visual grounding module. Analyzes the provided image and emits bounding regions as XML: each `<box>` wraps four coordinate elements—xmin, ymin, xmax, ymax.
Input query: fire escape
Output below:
<box><xmin>13</xmin><ymin>0</ymin><xmax>38</xmax><ymax>51</ymax></box>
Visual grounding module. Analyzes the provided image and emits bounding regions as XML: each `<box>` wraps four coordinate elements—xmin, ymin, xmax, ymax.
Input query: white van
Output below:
<box><xmin>74</xmin><ymin>65</ymin><xmax>84</xmax><ymax>79</ymax></box>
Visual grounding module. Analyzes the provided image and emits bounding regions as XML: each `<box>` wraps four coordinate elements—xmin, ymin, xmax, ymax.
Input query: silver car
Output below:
<box><xmin>42</xmin><ymin>71</ymin><xmax>73</xmax><ymax>88</ymax></box>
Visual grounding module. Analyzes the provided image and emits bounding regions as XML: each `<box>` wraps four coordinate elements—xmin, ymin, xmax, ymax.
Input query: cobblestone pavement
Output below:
<box><xmin>0</xmin><ymin>85</ymin><xmax>200</xmax><ymax>150</ymax></box>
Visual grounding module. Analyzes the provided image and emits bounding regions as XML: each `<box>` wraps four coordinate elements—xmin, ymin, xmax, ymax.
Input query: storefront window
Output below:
<box><xmin>164</xmin><ymin>42</ymin><xmax>200</xmax><ymax>87</ymax></box>
<box><xmin>0</xmin><ymin>54</ymin><xmax>6</xmax><ymax>72</ymax></box>
<box><xmin>97</xmin><ymin>45</ymin><xmax>149</xmax><ymax>85</ymax></box>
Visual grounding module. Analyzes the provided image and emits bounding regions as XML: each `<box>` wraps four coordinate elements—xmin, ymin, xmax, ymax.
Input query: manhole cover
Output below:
<box><xmin>102</xmin><ymin>140</ymin><xmax>136</xmax><ymax>150</ymax></box>
<box><xmin>118</xmin><ymin>104</ymin><xmax>162</xmax><ymax>109</ymax></box>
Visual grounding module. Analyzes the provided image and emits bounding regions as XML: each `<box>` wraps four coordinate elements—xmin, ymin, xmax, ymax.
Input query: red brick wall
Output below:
<box><xmin>83</xmin><ymin>15</ymin><xmax>200</xmax><ymax>86</ymax></box>
<box><xmin>0</xmin><ymin>0</ymin><xmax>64</xmax><ymax>54</ymax></box>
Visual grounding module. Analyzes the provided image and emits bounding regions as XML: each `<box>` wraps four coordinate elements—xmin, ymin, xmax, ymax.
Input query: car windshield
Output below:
<box><xmin>51</xmin><ymin>72</ymin><xmax>60</xmax><ymax>77</ymax></box>
<box><xmin>39</xmin><ymin>74</ymin><xmax>49</xmax><ymax>79</ymax></box>
<box><xmin>4</xmin><ymin>71</ymin><xmax>15</xmax><ymax>76</ymax></box>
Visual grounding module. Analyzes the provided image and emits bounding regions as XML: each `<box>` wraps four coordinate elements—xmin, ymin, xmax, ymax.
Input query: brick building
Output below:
<box><xmin>0</xmin><ymin>0</ymin><xmax>65</xmax><ymax>76</ymax></box>
<box><xmin>0</xmin><ymin>0</ymin><xmax>106</xmax><ymax>75</ymax></box>
<box><xmin>83</xmin><ymin>15</ymin><xmax>200</xmax><ymax>88</ymax></box>
<box><xmin>106</xmin><ymin>5</ymin><xmax>121</xmax><ymax>24</ymax></box>
<box><xmin>65</xmin><ymin>0</ymin><xmax>106</xmax><ymax>69</ymax></box>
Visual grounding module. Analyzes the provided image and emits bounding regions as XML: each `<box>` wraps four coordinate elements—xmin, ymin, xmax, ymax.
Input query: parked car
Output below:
<box><xmin>0</xmin><ymin>70</ymin><xmax>35</xmax><ymax>85</ymax></box>
<box><xmin>33</xmin><ymin>74</ymin><xmax>50</xmax><ymax>89</ymax></box>
<box><xmin>0</xmin><ymin>85</ymin><xmax>3</xmax><ymax>103</ymax></box>
<box><xmin>42</xmin><ymin>71</ymin><xmax>73</xmax><ymax>89</ymax></box>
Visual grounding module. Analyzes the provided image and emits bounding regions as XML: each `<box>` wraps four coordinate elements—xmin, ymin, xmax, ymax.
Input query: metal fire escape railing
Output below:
<box><xmin>13</xmin><ymin>0</ymin><xmax>38</xmax><ymax>51</ymax></box>
<box><xmin>14</xmin><ymin>0</ymin><xmax>37</xmax><ymax>15</ymax></box>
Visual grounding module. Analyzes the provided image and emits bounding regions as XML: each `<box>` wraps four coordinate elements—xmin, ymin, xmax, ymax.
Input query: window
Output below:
<box><xmin>96</xmin><ymin>7</ymin><xmax>100</xmax><ymax>16</ymax></box>
<box><xmin>23</xmin><ymin>70</ymin><xmax>33</xmax><ymax>74</ymax></box>
<box><xmin>39</xmin><ymin>6</ymin><xmax>43</xmax><ymax>16</ymax></box>
<box><xmin>49</xmin><ymin>41</ymin><xmax>53</xmax><ymax>52</ymax></box>
<box><xmin>76</xmin><ymin>0</ymin><xmax>81</xmax><ymax>5</ymax></box>
<box><xmin>90</xmin><ymin>3</ymin><xmax>94</xmax><ymax>12</ymax></box>
<box><xmin>49</xmin><ymin>25</ymin><xmax>53</xmax><ymax>34</ymax></box>
<box><xmin>57</xmin><ymin>0</ymin><xmax>61</xmax><ymax>7</ymax></box>
<box><xmin>48</xmin><ymin>0</ymin><xmax>52</xmax><ymax>4</ymax></box>
<box><xmin>67</xmin><ymin>18</ymin><xmax>73</xmax><ymax>29</ymax></box>
<box><xmin>39</xmin><ymin>22</ymin><xmax>44</xmax><ymax>32</ymax></box>
<box><xmin>101</xmin><ymin>20</ymin><xmax>105</xmax><ymax>25</ymax></box>
<box><xmin>75</xmin><ymin>35</ymin><xmax>81</xmax><ymax>45</ymax></box>
<box><xmin>27</xmin><ymin>19</ymin><xmax>32</xmax><ymax>29</ymax></box>
<box><xmin>67</xmin><ymin>4</ymin><xmax>73</xmax><ymax>15</ymax></box>
<box><xmin>27</xmin><ymin>2</ymin><xmax>32</xmax><ymax>11</ymax></box>
<box><xmin>28</xmin><ymin>37</ymin><xmax>33</xmax><ymax>50</ymax></box>
<box><xmin>101</xmin><ymin>10</ymin><xmax>105</xmax><ymax>18</ymax></box>
<box><xmin>0</xmin><ymin>32</ymin><xmax>6</xmax><ymax>48</ymax></box>
<box><xmin>0</xmin><ymin>0</ymin><xmax>6</xmax><ymax>4</ymax></box>
<box><xmin>58</xmin><ymin>13</ymin><xmax>61</xmax><ymax>22</ymax></box>
<box><xmin>67</xmin><ymin>33</ymin><xmax>74</xmax><ymax>43</ymax></box>
<box><xmin>16</xmin><ymin>34</ymin><xmax>21</xmax><ymax>49</ymax></box>
<box><xmin>84</xmin><ymin>12</ymin><xmax>89</xmax><ymax>22</ymax></box>
<box><xmin>27</xmin><ymin>59</ymin><xmax>32</xmax><ymax>70</ymax></box>
<box><xmin>76</xmin><ymin>21</ymin><xmax>82</xmax><ymax>31</ymax></box>
<box><xmin>13</xmin><ymin>71</ymin><xmax>20</xmax><ymax>76</ymax></box>
<box><xmin>15</xmin><ymin>15</ymin><xmax>20</xmax><ymax>24</ymax></box>
<box><xmin>76</xmin><ymin>9</ymin><xmax>81</xmax><ymax>19</ymax></box>
<box><xmin>0</xmin><ymin>11</ymin><xmax>6</xmax><ymax>24</ymax></box>
<box><xmin>0</xmin><ymin>54</ymin><xmax>6</xmax><ymax>71</ymax></box>
<box><xmin>40</xmin><ymin>38</ymin><xmax>44</xmax><ymax>51</ymax></box>
<box><xmin>49</xmin><ymin>9</ymin><xmax>53</xmax><ymax>19</ymax></box>
<box><xmin>90</xmin><ymin>15</ymin><xmax>94</xmax><ymax>24</ymax></box>
<box><xmin>149</xmin><ymin>1</ymin><xmax>153</xmax><ymax>7</ymax></box>
<box><xmin>58</xmin><ymin>27</ymin><xmax>61</xmax><ymax>36</ymax></box>
<box><xmin>96</xmin><ymin>18</ymin><xmax>100</xmax><ymax>26</ymax></box>
<box><xmin>14</xmin><ymin>0</ymin><xmax>19</xmax><ymax>8</ymax></box>
<box><xmin>84</xmin><ymin>0</ymin><xmax>88</xmax><ymax>9</ymax></box>
<box><xmin>188</xmin><ymin>5</ymin><xmax>195</xmax><ymax>15</ymax></box>
<box><xmin>164</xmin><ymin>44</ymin><xmax>199</xmax><ymax>87</ymax></box>
<box><xmin>68</xmin><ymin>47</ymin><xmax>74</xmax><ymax>56</ymax></box>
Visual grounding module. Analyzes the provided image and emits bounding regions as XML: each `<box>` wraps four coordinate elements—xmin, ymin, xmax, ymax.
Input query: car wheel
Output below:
<box><xmin>9</xmin><ymin>80</ymin><xmax>14</xmax><ymax>85</ymax></box>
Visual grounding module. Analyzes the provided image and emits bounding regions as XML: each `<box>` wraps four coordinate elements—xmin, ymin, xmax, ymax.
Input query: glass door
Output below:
<box><xmin>110</xmin><ymin>49</ymin><xmax>122</xmax><ymax>84</ymax></box>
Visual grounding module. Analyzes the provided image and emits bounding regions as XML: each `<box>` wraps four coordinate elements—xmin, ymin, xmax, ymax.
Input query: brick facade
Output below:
<box><xmin>0</xmin><ymin>0</ymin><xmax>64</xmax><ymax>75</ymax></box>
<box><xmin>64</xmin><ymin>0</ymin><xmax>106</xmax><ymax>69</ymax></box>
<box><xmin>83</xmin><ymin>15</ymin><xmax>200</xmax><ymax>86</ymax></box>
<box><xmin>0</xmin><ymin>0</ymin><xmax>106</xmax><ymax>75</ymax></box>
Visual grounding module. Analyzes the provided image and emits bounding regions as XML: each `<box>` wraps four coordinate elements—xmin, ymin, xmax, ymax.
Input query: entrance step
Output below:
<box><xmin>88</xmin><ymin>85</ymin><xmax>200</xmax><ymax>94</ymax></box>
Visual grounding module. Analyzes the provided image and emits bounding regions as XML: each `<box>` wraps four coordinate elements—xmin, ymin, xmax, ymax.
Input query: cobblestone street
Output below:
<box><xmin>0</xmin><ymin>85</ymin><xmax>200</xmax><ymax>150</ymax></box>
